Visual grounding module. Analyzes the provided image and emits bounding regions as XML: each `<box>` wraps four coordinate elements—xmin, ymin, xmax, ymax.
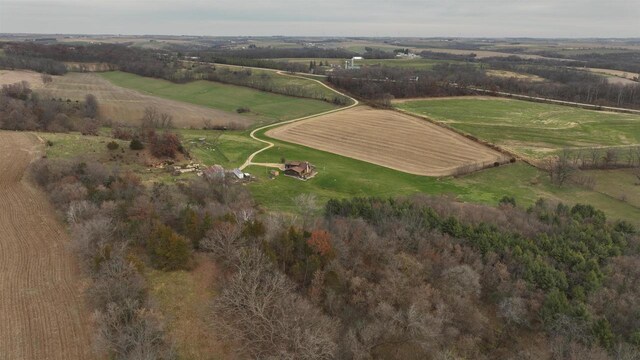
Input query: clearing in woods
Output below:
<box><xmin>37</xmin><ymin>72</ymin><xmax>254</xmax><ymax>129</ymax></box>
<box><xmin>266</xmin><ymin>106</ymin><xmax>507</xmax><ymax>176</ymax></box>
<box><xmin>0</xmin><ymin>132</ymin><xmax>94</xmax><ymax>360</ymax></box>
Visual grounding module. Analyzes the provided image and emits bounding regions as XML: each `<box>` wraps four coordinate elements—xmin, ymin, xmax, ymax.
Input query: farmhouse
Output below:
<box><xmin>284</xmin><ymin>161</ymin><xmax>316</xmax><ymax>180</ymax></box>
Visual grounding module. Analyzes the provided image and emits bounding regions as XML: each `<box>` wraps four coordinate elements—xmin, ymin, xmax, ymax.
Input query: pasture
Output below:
<box><xmin>395</xmin><ymin>97</ymin><xmax>640</xmax><ymax>158</ymax></box>
<box><xmin>100</xmin><ymin>71</ymin><xmax>339</xmax><ymax>123</ymax></box>
<box><xmin>266</xmin><ymin>106</ymin><xmax>508</xmax><ymax>176</ymax></box>
<box><xmin>211</xmin><ymin>63</ymin><xmax>348</xmax><ymax>103</ymax></box>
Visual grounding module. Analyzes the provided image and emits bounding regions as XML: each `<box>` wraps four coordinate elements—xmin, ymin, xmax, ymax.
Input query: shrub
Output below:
<box><xmin>129</xmin><ymin>138</ymin><xmax>144</xmax><ymax>150</ymax></box>
<box><xmin>112</xmin><ymin>127</ymin><xmax>134</xmax><ymax>140</ymax></box>
<box><xmin>150</xmin><ymin>132</ymin><xmax>181</xmax><ymax>158</ymax></box>
<box><xmin>80</xmin><ymin>118</ymin><xmax>100</xmax><ymax>136</ymax></box>
<box><xmin>147</xmin><ymin>223</ymin><xmax>191</xmax><ymax>271</ymax></box>
<box><xmin>106</xmin><ymin>141</ymin><xmax>119</xmax><ymax>151</ymax></box>
<box><xmin>236</xmin><ymin>107</ymin><xmax>250</xmax><ymax>114</ymax></box>
<box><xmin>499</xmin><ymin>195</ymin><xmax>516</xmax><ymax>207</ymax></box>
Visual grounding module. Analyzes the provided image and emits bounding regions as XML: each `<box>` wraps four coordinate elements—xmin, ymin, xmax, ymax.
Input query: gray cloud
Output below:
<box><xmin>0</xmin><ymin>0</ymin><xmax>638</xmax><ymax>37</ymax></box>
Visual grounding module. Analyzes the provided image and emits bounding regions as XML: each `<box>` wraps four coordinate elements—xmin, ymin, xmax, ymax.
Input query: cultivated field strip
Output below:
<box><xmin>267</xmin><ymin>106</ymin><xmax>506</xmax><ymax>176</ymax></box>
<box><xmin>37</xmin><ymin>72</ymin><xmax>252</xmax><ymax>128</ymax></box>
<box><xmin>0</xmin><ymin>132</ymin><xmax>94</xmax><ymax>360</ymax></box>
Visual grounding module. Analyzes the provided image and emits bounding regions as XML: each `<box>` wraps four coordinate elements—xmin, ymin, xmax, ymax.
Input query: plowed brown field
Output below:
<box><xmin>0</xmin><ymin>132</ymin><xmax>94</xmax><ymax>360</ymax></box>
<box><xmin>266</xmin><ymin>106</ymin><xmax>506</xmax><ymax>176</ymax></box>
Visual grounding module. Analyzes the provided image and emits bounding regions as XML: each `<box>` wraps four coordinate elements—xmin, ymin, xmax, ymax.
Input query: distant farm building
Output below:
<box><xmin>345</xmin><ymin>56</ymin><xmax>363</xmax><ymax>70</ymax></box>
<box><xmin>284</xmin><ymin>161</ymin><xmax>316</xmax><ymax>180</ymax></box>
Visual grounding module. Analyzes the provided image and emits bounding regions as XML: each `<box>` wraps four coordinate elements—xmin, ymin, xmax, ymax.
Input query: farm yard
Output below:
<box><xmin>395</xmin><ymin>96</ymin><xmax>640</xmax><ymax>159</ymax></box>
<box><xmin>99</xmin><ymin>71</ymin><xmax>339</xmax><ymax>123</ymax></box>
<box><xmin>247</xmin><ymin>137</ymin><xmax>640</xmax><ymax>225</ymax></box>
<box><xmin>0</xmin><ymin>132</ymin><xmax>93</xmax><ymax>359</ymax></box>
<box><xmin>266</xmin><ymin>106</ymin><xmax>508</xmax><ymax>177</ymax></box>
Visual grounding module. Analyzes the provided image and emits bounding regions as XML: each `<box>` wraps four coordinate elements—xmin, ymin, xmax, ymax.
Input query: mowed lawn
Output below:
<box><xmin>396</xmin><ymin>97</ymin><xmax>640</xmax><ymax>158</ymax></box>
<box><xmin>246</xmin><ymin>129</ymin><xmax>640</xmax><ymax>225</ymax></box>
<box><xmin>99</xmin><ymin>71</ymin><xmax>339</xmax><ymax>122</ymax></box>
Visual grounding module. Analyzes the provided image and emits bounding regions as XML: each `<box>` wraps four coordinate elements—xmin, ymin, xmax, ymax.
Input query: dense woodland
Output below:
<box><xmin>30</xmin><ymin>152</ymin><xmax>640</xmax><ymax>359</ymax></box>
<box><xmin>328</xmin><ymin>63</ymin><xmax>640</xmax><ymax>109</ymax></box>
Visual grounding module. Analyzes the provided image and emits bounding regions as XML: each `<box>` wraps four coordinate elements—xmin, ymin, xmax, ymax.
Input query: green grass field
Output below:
<box><xmin>396</xmin><ymin>97</ymin><xmax>640</xmax><ymax>158</ymax></box>
<box><xmin>99</xmin><ymin>71</ymin><xmax>339</xmax><ymax>123</ymax></box>
<box><xmin>587</xmin><ymin>168</ymin><xmax>640</xmax><ymax>208</ymax></box>
<box><xmin>245</xmin><ymin>128</ymin><xmax>640</xmax><ymax>224</ymax></box>
<box><xmin>178</xmin><ymin>129</ymin><xmax>262</xmax><ymax>169</ymax></box>
<box><xmin>212</xmin><ymin>64</ymin><xmax>348</xmax><ymax>103</ymax></box>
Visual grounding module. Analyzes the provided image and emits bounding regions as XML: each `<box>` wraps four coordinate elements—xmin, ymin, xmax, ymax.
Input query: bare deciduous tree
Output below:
<box><xmin>84</xmin><ymin>93</ymin><xmax>99</xmax><ymax>118</ymax></box>
<box><xmin>211</xmin><ymin>248</ymin><xmax>338</xmax><ymax>359</ymax></box>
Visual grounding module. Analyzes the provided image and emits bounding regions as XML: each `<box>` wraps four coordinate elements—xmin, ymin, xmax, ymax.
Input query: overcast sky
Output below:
<box><xmin>1</xmin><ymin>0</ymin><xmax>638</xmax><ymax>38</ymax></box>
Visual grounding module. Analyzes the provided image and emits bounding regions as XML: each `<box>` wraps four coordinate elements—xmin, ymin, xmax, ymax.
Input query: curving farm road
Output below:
<box><xmin>0</xmin><ymin>132</ymin><xmax>94</xmax><ymax>360</ymax></box>
<box><xmin>239</xmin><ymin>72</ymin><xmax>359</xmax><ymax>170</ymax></box>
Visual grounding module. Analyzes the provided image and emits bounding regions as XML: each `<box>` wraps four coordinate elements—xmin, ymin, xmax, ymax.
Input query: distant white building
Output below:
<box><xmin>345</xmin><ymin>56</ymin><xmax>363</xmax><ymax>70</ymax></box>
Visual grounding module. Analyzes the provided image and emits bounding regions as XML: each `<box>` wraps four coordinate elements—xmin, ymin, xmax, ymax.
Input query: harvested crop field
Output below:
<box><xmin>0</xmin><ymin>132</ymin><xmax>94</xmax><ymax>359</ymax></box>
<box><xmin>38</xmin><ymin>72</ymin><xmax>253</xmax><ymax>129</ymax></box>
<box><xmin>266</xmin><ymin>106</ymin><xmax>506</xmax><ymax>176</ymax></box>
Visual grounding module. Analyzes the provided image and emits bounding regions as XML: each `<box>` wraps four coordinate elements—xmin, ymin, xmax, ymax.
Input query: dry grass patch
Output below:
<box><xmin>267</xmin><ymin>106</ymin><xmax>506</xmax><ymax>177</ymax></box>
<box><xmin>37</xmin><ymin>73</ymin><xmax>252</xmax><ymax>129</ymax></box>
<box><xmin>0</xmin><ymin>69</ymin><xmax>48</xmax><ymax>88</ymax></box>
<box><xmin>148</xmin><ymin>254</ymin><xmax>236</xmax><ymax>359</ymax></box>
<box><xmin>487</xmin><ymin>70</ymin><xmax>546</xmax><ymax>82</ymax></box>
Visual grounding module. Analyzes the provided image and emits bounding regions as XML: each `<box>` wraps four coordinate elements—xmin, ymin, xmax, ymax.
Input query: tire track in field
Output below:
<box><xmin>0</xmin><ymin>132</ymin><xmax>94</xmax><ymax>360</ymax></box>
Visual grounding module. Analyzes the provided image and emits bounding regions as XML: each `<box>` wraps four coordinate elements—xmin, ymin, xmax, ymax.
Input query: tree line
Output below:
<box><xmin>328</xmin><ymin>62</ymin><xmax>640</xmax><ymax>109</ymax></box>
<box><xmin>0</xmin><ymin>81</ymin><xmax>100</xmax><ymax>133</ymax></box>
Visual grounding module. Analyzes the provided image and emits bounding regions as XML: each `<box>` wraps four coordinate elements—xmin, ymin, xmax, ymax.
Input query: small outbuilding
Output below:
<box><xmin>232</xmin><ymin>168</ymin><xmax>245</xmax><ymax>179</ymax></box>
